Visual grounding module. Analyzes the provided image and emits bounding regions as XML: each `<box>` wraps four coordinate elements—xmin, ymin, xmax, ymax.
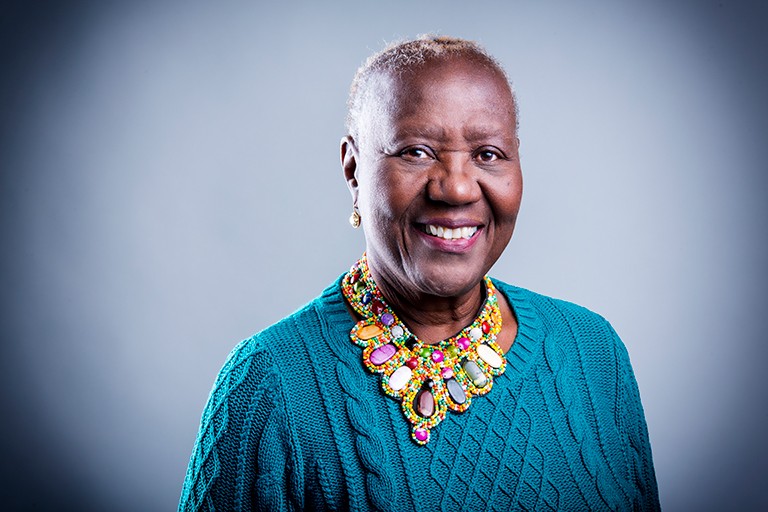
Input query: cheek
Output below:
<box><xmin>361</xmin><ymin>169</ymin><xmax>422</xmax><ymax>221</ymax></box>
<box><xmin>491</xmin><ymin>176</ymin><xmax>523</xmax><ymax>221</ymax></box>
<box><xmin>489</xmin><ymin>190</ymin><xmax>521</xmax><ymax>253</ymax></box>
<box><xmin>507</xmin><ymin>188</ymin><xmax>523</xmax><ymax>218</ymax></box>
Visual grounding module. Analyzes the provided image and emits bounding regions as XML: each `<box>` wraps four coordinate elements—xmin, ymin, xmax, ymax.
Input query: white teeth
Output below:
<box><xmin>425</xmin><ymin>224</ymin><xmax>478</xmax><ymax>240</ymax></box>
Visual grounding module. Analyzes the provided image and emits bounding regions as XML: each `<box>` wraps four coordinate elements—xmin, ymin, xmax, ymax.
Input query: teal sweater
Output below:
<box><xmin>180</xmin><ymin>278</ymin><xmax>659</xmax><ymax>511</ymax></box>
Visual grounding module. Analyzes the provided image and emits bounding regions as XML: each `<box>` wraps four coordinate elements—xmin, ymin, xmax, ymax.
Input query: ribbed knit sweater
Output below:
<box><xmin>179</xmin><ymin>278</ymin><xmax>659</xmax><ymax>511</ymax></box>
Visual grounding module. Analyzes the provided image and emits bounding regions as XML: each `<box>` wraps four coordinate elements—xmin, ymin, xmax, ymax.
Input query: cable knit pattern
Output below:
<box><xmin>179</xmin><ymin>277</ymin><xmax>660</xmax><ymax>511</ymax></box>
<box><xmin>319</xmin><ymin>286</ymin><xmax>397</xmax><ymax>511</ymax></box>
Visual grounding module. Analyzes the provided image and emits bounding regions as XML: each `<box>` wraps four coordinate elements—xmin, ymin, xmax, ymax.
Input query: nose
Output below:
<box><xmin>426</xmin><ymin>152</ymin><xmax>481</xmax><ymax>206</ymax></box>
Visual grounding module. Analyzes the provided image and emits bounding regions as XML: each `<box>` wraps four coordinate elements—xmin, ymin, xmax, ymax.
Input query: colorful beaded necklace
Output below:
<box><xmin>341</xmin><ymin>254</ymin><xmax>507</xmax><ymax>445</ymax></box>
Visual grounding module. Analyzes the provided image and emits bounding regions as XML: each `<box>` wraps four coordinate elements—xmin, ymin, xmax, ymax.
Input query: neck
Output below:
<box><xmin>368</xmin><ymin>261</ymin><xmax>485</xmax><ymax>345</ymax></box>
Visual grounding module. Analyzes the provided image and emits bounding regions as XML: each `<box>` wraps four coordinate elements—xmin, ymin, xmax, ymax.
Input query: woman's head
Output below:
<box><xmin>341</xmin><ymin>36</ymin><xmax>522</xmax><ymax>299</ymax></box>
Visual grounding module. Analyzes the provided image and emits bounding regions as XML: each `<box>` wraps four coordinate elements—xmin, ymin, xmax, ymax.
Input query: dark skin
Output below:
<box><xmin>341</xmin><ymin>56</ymin><xmax>521</xmax><ymax>353</ymax></box>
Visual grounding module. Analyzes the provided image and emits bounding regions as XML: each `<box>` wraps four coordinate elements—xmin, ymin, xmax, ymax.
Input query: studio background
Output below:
<box><xmin>1</xmin><ymin>1</ymin><xmax>766</xmax><ymax>510</ymax></box>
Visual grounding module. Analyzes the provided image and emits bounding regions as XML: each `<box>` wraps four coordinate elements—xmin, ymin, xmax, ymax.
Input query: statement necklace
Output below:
<box><xmin>341</xmin><ymin>254</ymin><xmax>507</xmax><ymax>445</ymax></box>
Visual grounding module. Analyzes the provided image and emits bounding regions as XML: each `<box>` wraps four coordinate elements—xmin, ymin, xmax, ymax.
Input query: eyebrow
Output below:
<box><xmin>463</xmin><ymin>126</ymin><xmax>513</xmax><ymax>143</ymax></box>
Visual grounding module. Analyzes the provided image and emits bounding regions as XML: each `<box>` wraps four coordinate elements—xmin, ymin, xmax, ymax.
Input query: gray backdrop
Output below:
<box><xmin>1</xmin><ymin>1</ymin><xmax>766</xmax><ymax>510</ymax></box>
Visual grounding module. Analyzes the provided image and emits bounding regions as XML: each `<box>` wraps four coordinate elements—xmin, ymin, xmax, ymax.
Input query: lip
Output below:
<box><xmin>413</xmin><ymin>221</ymin><xmax>484</xmax><ymax>254</ymax></box>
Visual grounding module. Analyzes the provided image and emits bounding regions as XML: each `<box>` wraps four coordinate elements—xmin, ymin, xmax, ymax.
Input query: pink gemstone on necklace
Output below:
<box><xmin>414</xmin><ymin>428</ymin><xmax>429</xmax><ymax>442</ymax></box>
<box><xmin>416</xmin><ymin>389</ymin><xmax>435</xmax><ymax>417</ymax></box>
<box><xmin>431</xmin><ymin>350</ymin><xmax>444</xmax><ymax>363</ymax></box>
<box><xmin>441</xmin><ymin>367</ymin><xmax>454</xmax><ymax>379</ymax></box>
<box><xmin>370</xmin><ymin>343</ymin><xmax>397</xmax><ymax>365</ymax></box>
<box><xmin>457</xmin><ymin>337</ymin><xmax>470</xmax><ymax>350</ymax></box>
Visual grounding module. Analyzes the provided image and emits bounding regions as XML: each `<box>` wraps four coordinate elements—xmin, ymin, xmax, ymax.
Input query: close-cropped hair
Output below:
<box><xmin>346</xmin><ymin>34</ymin><xmax>520</xmax><ymax>141</ymax></box>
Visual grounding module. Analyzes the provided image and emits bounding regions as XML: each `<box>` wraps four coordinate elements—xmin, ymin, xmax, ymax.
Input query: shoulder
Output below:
<box><xmin>492</xmin><ymin>279</ymin><xmax>631</xmax><ymax>370</ymax></box>
<box><xmin>244</xmin><ymin>278</ymin><xmax>346</xmax><ymax>357</ymax></box>
<box><xmin>215</xmin><ymin>278</ymin><xmax>350</xmax><ymax>404</ymax></box>
<box><xmin>210</xmin><ymin>280</ymin><xmax>336</xmax><ymax>392</ymax></box>
<box><xmin>494</xmin><ymin>279</ymin><xmax>614</xmax><ymax>336</ymax></box>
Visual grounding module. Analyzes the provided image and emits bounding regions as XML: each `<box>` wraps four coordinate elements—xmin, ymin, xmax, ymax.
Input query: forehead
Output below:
<box><xmin>381</xmin><ymin>55</ymin><xmax>508</xmax><ymax>98</ymax></box>
<box><xmin>361</xmin><ymin>56</ymin><xmax>516</xmax><ymax>140</ymax></box>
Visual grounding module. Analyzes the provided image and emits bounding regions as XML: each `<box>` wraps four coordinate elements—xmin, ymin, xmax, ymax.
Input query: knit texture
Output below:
<box><xmin>179</xmin><ymin>278</ymin><xmax>659</xmax><ymax>511</ymax></box>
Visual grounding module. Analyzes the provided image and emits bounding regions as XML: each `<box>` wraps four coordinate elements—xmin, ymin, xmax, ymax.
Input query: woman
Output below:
<box><xmin>180</xmin><ymin>36</ymin><xmax>659</xmax><ymax>511</ymax></box>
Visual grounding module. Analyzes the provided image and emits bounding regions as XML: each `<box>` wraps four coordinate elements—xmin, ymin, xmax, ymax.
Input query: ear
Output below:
<box><xmin>340</xmin><ymin>135</ymin><xmax>360</xmax><ymax>204</ymax></box>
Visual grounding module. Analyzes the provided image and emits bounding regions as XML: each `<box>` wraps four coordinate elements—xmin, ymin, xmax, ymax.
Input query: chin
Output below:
<box><xmin>410</xmin><ymin>265</ymin><xmax>484</xmax><ymax>298</ymax></box>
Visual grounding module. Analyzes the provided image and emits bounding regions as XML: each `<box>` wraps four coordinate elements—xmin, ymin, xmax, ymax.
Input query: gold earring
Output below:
<box><xmin>349</xmin><ymin>207</ymin><xmax>361</xmax><ymax>229</ymax></box>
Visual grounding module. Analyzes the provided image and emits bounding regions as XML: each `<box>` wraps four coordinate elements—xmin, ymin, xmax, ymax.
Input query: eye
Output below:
<box><xmin>399</xmin><ymin>146</ymin><xmax>434</xmax><ymax>160</ymax></box>
<box><xmin>474</xmin><ymin>147</ymin><xmax>505</xmax><ymax>163</ymax></box>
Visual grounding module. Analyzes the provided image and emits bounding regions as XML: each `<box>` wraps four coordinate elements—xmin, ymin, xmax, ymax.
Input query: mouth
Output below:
<box><xmin>420</xmin><ymin>224</ymin><xmax>479</xmax><ymax>241</ymax></box>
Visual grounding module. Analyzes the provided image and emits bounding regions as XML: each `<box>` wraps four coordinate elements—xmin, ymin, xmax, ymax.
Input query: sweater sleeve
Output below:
<box><xmin>608</xmin><ymin>323</ymin><xmax>661</xmax><ymax>511</ymax></box>
<box><xmin>179</xmin><ymin>336</ymin><xmax>299</xmax><ymax>512</ymax></box>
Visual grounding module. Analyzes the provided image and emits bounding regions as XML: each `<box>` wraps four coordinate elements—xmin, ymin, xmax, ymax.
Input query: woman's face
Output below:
<box><xmin>343</xmin><ymin>56</ymin><xmax>522</xmax><ymax>299</ymax></box>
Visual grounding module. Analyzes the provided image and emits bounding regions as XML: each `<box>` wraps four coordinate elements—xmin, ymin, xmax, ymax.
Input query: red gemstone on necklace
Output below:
<box><xmin>371</xmin><ymin>299</ymin><xmax>385</xmax><ymax>315</ymax></box>
<box><xmin>481</xmin><ymin>321</ymin><xmax>491</xmax><ymax>334</ymax></box>
<box><xmin>406</xmin><ymin>357</ymin><xmax>419</xmax><ymax>369</ymax></box>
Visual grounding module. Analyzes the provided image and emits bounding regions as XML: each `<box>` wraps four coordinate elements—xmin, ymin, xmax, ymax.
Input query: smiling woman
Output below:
<box><xmin>342</xmin><ymin>53</ymin><xmax>522</xmax><ymax>316</ymax></box>
<box><xmin>179</xmin><ymin>35</ymin><xmax>660</xmax><ymax>512</ymax></box>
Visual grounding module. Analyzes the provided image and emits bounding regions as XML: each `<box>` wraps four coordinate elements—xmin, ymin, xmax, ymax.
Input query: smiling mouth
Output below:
<box><xmin>421</xmin><ymin>224</ymin><xmax>479</xmax><ymax>240</ymax></box>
